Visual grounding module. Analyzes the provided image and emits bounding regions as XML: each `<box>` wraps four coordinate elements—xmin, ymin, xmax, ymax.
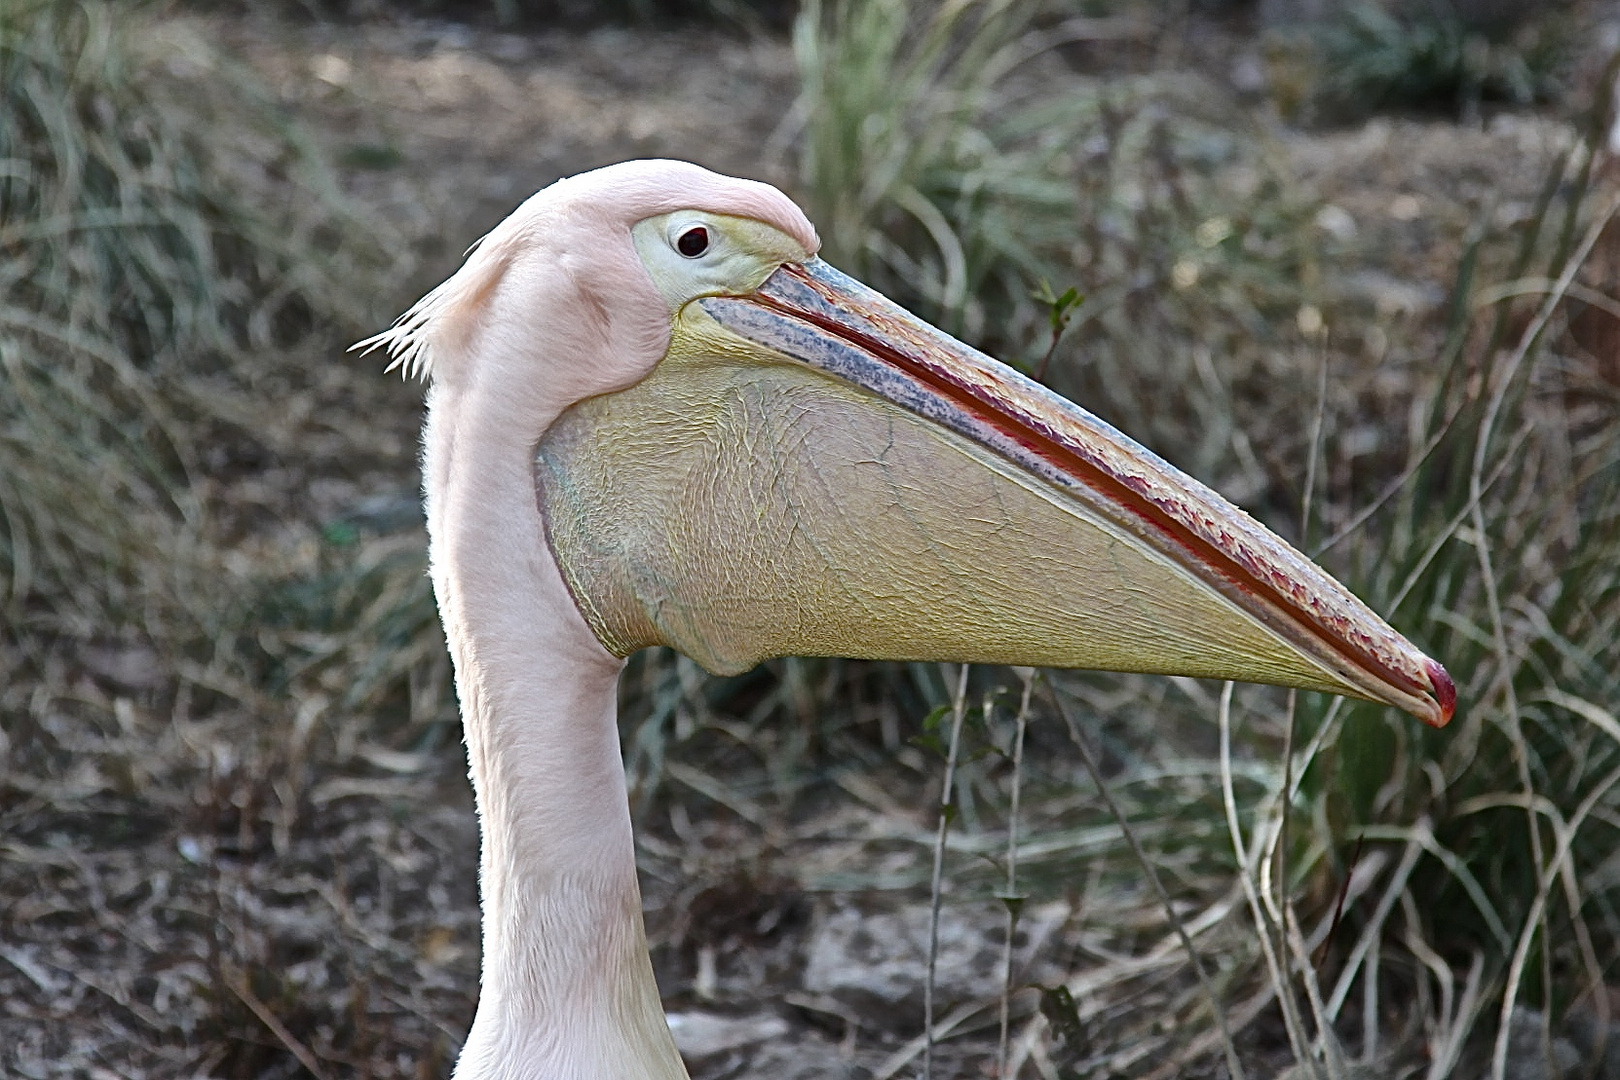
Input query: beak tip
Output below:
<box><xmin>1424</xmin><ymin>658</ymin><xmax>1457</xmax><ymax>727</ymax></box>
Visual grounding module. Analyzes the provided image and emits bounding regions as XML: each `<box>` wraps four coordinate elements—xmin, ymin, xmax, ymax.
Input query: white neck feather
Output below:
<box><xmin>424</xmin><ymin>382</ymin><xmax>687</xmax><ymax>1080</ymax></box>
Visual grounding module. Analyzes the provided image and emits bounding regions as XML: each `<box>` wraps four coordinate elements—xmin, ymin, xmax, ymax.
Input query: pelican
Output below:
<box><xmin>360</xmin><ymin>159</ymin><xmax>1454</xmax><ymax>1080</ymax></box>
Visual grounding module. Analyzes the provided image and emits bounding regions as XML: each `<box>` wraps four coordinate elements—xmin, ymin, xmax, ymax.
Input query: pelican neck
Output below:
<box><xmin>423</xmin><ymin>383</ymin><xmax>687</xmax><ymax>1078</ymax></box>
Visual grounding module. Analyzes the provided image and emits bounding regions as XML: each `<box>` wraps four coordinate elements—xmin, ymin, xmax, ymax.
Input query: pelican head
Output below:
<box><xmin>362</xmin><ymin>158</ymin><xmax>1452</xmax><ymax>1080</ymax></box>
<box><xmin>374</xmin><ymin>159</ymin><xmax>1451</xmax><ymax>726</ymax></box>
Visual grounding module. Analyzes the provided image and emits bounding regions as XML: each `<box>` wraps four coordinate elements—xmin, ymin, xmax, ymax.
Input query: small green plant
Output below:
<box><xmin>1031</xmin><ymin>280</ymin><xmax>1082</xmax><ymax>380</ymax></box>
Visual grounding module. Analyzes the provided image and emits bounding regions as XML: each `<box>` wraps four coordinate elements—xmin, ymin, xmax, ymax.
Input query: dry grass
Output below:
<box><xmin>1</xmin><ymin>3</ymin><xmax>464</xmax><ymax>1075</ymax></box>
<box><xmin>5</xmin><ymin>1</ymin><xmax>1620</xmax><ymax>1077</ymax></box>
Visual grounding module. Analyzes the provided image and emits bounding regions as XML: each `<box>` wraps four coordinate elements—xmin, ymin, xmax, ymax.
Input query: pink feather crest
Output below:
<box><xmin>351</xmin><ymin>160</ymin><xmax>819</xmax><ymax>384</ymax></box>
<box><xmin>350</xmin><ymin>226</ymin><xmax>518</xmax><ymax>382</ymax></box>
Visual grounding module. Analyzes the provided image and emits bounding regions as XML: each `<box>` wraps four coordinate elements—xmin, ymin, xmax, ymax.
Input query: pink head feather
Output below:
<box><xmin>354</xmin><ymin>160</ymin><xmax>818</xmax><ymax>394</ymax></box>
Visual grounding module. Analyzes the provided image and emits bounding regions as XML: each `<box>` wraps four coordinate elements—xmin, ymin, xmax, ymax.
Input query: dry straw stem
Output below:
<box><xmin>226</xmin><ymin>970</ymin><xmax>335</xmax><ymax>1080</ymax></box>
<box><xmin>997</xmin><ymin>668</ymin><xmax>1034</xmax><ymax>1076</ymax></box>
<box><xmin>923</xmin><ymin>662</ymin><xmax>972</xmax><ymax>1080</ymax></box>
<box><xmin>1048</xmin><ymin>683</ymin><xmax>1248</xmax><ymax>1080</ymax></box>
<box><xmin>1221</xmin><ymin>681</ymin><xmax>1315</xmax><ymax>1070</ymax></box>
<box><xmin>1222</xmin><ymin>688</ymin><xmax>1488</xmax><ymax>1080</ymax></box>
<box><xmin>1245</xmin><ymin>349</ymin><xmax>1372</xmax><ymax>1080</ymax></box>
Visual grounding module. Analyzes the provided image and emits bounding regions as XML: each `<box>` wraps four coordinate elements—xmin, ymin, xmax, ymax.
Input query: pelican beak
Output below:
<box><xmin>537</xmin><ymin>258</ymin><xmax>1455</xmax><ymax>728</ymax></box>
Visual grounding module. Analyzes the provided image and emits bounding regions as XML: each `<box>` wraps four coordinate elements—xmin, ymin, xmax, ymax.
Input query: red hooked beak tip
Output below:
<box><xmin>1426</xmin><ymin>659</ymin><xmax>1457</xmax><ymax>727</ymax></box>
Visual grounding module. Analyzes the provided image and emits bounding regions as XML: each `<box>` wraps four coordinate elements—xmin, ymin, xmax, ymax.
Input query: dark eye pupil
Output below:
<box><xmin>677</xmin><ymin>226</ymin><xmax>709</xmax><ymax>257</ymax></box>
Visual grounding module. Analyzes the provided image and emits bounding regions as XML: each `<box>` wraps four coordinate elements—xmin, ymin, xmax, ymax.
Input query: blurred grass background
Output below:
<box><xmin>3</xmin><ymin>0</ymin><xmax>1620</xmax><ymax>1077</ymax></box>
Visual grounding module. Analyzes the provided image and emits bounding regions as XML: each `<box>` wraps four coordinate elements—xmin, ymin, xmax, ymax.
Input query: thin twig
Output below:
<box><xmin>1316</xmin><ymin>834</ymin><xmax>1364</xmax><ymax>969</ymax></box>
<box><xmin>1279</xmin><ymin>346</ymin><xmax>1330</xmax><ymax>1078</ymax></box>
<box><xmin>1045</xmin><ymin>682</ymin><xmax>1248</xmax><ymax>1080</ymax></box>
<box><xmin>876</xmin><ymin>1000</ymin><xmax>987</xmax><ymax>1080</ymax></box>
<box><xmin>1311</xmin><ymin>419</ymin><xmax>1453</xmax><ymax>558</ymax></box>
<box><xmin>1219</xmin><ymin>681</ymin><xmax>1314</xmax><ymax>1069</ymax></box>
<box><xmin>998</xmin><ymin>668</ymin><xmax>1034</xmax><ymax>1077</ymax></box>
<box><xmin>227</xmin><ymin>971</ymin><xmax>334</xmax><ymax>1080</ymax></box>
<box><xmin>925</xmin><ymin>662</ymin><xmax>972</xmax><ymax>1080</ymax></box>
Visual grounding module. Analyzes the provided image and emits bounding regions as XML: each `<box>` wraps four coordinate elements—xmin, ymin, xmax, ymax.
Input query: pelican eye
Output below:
<box><xmin>676</xmin><ymin>226</ymin><xmax>710</xmax><ymax>258</ymax></box>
